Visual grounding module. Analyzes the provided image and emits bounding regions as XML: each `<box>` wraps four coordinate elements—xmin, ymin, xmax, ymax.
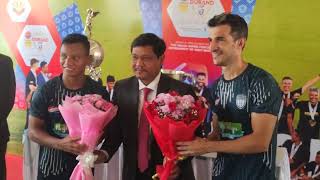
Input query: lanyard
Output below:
<box><xmin>290</xmin><ymin>142</ymin><xmax>302</xmax><ymax>159</ymax></box>
<box><xmin>278</xmin><ymin>92</ymin><xmax>291</xmax><ymax>120</ymax></box>
<box><xmin>308</xmin><ymin>102</ymin><xmax>318</xmax><ymax>120</ymax></box>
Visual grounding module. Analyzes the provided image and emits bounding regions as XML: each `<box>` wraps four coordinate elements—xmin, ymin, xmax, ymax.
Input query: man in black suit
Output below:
<box><xmin>282</xmin><ymin>130</ymin><xmax>310</xmax><ymax>177</ymax></box>
<box><xmin>104</xmin><ymin>75</ymin><xmax>115</xmax><ymax>101</ymax></box>
<box><xmin>97</xmin><ymin>33</ymin><xmax>196</xmax><ymax>180</ymax></box>
<box><xmin>0</xmin><ymin>53</ymin><xmax>16</xmax><ymax>180</ymax></box>
<box><xmin>303</xmin><ymin>151</ymin><xmax>320</xmax><ymax>179</ymax></box>
<box><xmin>25</xmin><ymin>58</ymin><xmax>39</xmax><ymax>128</ymax></box>
<box><xmin>193</xmin><ymin>72</ymin><xmax>213</xmax><ymax>137</ymax></box>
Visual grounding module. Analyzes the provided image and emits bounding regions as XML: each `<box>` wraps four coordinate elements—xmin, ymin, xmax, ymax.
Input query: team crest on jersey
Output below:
<box><xmin>236</xmin><ymin>94</ymin><xmax>247</xmax><ymax>109</ymax></box>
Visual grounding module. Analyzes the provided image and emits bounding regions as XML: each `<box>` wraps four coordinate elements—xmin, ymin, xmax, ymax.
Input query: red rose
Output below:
<box><xmin>168</xmin><ymin>102</ymin><xmax>177</xmax><ymax>111</ymax></box>
<box><xmin>169</xmin><ymin>90</ymin><xmax>179</xmax><ymax>96</ymax></box>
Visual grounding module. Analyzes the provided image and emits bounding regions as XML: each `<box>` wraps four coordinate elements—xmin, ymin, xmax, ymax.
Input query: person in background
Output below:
<box><xmin>194</xmin><ymin>73</ymin><xmax>209</xmax><ymax>98</ymax></box>
<box><xmin>23</xmin><ymin>58</ymin><xmax>39</xmax><ymax>180</ymax></box>
<box><xmin>296</xmin><ymin>87</ymin><xmax>320</xmax><ymax>145</ymax></box>
<box><xmin>25</xmin><ymin>58</ymin><xmax>39</xmax><ymax>127</ymax></box>
<box><xmin>278</xmin><ymin>75</ymin><xmax>320</xmax><ymax>135</ymax></box>
<box><xmin>282</xmin><ymin>130</ymin><xmax>310</xmax><ymax>178</ymax></box>
<box><xmin>0</xmin><ymin>53</ymin><xmax>16</xmax><ymax>180</ymax></box>
<box><xmin>37</xmin><ymin>61</ymin><xmax>50</xmax><ymax>87</ymax></box>
<box><xmin>97</xmin><ymin>33</ymin><xmax>196</xmax><ymax>180</ymax></box>
<box><xmin>193</xmin><ymin>72</ymin><xmax>213</xmax><ymax>137</ymax></box>
<box><xmin>302</xmin><ymin>151</ymin><xmax>320</xmax><ymax>179</ymax></box>
<box><xmin>28</xmin><ymin>33</ymin><xmax>108</xmax><ymax>180</ymax></box>
<box><xmin>176</xmin><ymin>13</ymin><xmax>281</xmax><ymax>180</ymax></box>
<box><xmin>105</xmin><ymin>75</ymin><xmax>115</xmax><ymax>101</ymax></box>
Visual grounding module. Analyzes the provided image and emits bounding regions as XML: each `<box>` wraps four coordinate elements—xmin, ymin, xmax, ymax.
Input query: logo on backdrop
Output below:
<box><xmin>17</xmin><ymin>25</ymin><xmax>56</xmax><ymax>66</ymax></box>
<box><xmin>6</xmin><ymin>0</ymin><xmax>31</xmax><ymax>22</ymax></box>
<box><xmin>167</xmin><ymin>0</ymin><xmax>224</xmax><ymax>38</ymax></box>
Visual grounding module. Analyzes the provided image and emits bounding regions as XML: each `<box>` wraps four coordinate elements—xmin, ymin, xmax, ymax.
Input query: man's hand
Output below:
<box><xmin>289</xmin><ymin>158</ymin><xmax>294</xmax><ymax>164</ymax></box>
<box><xmin>94</xmin><ymin>150</ymin><xmax>108</xmax><ymax>164</ymax></box>
<box><xmin>285</xmin><ymin>98</ymin><xmax>293</xmax><ymax>107</ymax></box>
<box><xmin>55</xmin><ymin>136</ymin><xmax>86</xmax><ymax>155</ymax></box>
<box><xmin>29</xmin><ymin>84</ymin><xmax>37</xmax><ymax>92</ymax></box>
<box><xmin>176</xmin><ymin>137</ymin><xmax>209</xmax><ymax>156</ymax></box>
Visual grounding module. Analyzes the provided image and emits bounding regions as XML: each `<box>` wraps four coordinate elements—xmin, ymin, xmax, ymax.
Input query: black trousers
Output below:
<box><xmin>0</xmin><ymin>142</ymin><xmax>7</xmax><ymax>180</ymax></box>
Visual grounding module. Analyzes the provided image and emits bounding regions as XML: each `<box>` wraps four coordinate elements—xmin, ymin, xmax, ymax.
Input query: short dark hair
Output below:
<box><xmin>40</xmin><ymin>61</ymin><xmax>47</xmax><ymax>68</ymax></box>
<box><xmin>130</xmin><ymin>33</ymin><xmax>166</xmax><ymax>58</ymax></box>
<box><xmin>208</xmin><ymin>13</ymin><xmax>248</xmax><ymax>40</ymax></box>
<box><xmin>30</xmin><ymin>58</ymin><xmax>39</xmax><ymax>66</ymax></box>
<box><xmin>62</xmin><ymin>33</ymin><xmax>90</xmax><ymax>55</ymax></box>
<box><xmin>309</xmin><ymin>87</ymin><xmax>319</xmax><ymax>93</ymax></box>
<box><xmin>196</xmin><ymin>72</ymin><xmax>206</xmax><ymax>77</ymax></box>
<box><xmin>282</xmin><ymin>76</ymin><xmax>293</xmax><ymax>81</ymax></box>
<box><xmin>106</xmin><ymin>75</ymin><xmax>115</xmax><ymax>82</ymax></box>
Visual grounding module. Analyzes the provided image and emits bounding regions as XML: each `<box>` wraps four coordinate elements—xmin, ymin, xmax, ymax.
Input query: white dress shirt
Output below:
<box><xmin>137</xmin><ymin>72</ymin><xmax>161</xmax><ymax>126</ymax></box>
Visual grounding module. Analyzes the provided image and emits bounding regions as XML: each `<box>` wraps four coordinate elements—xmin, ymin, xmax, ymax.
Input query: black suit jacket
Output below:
<box><xmin>282</xmin><ymin>140</ymin><xmax>309</xmax><ymax>170</ymax></box>
<box><xmin>305</xmin><ymin>161</ymin><xmax>320</xmax><ymax>177</ymax></box>
<box><xmin>25</xmin><ymin>70</ymin><xmax>36</xmax><ymax>98</ymax></box>
<box><xmin>0</xmin><ymin>54</ymin><xmax>15</xmax><ymax>144</ymax></box>
<box><xmin>102</xmin><ymin>74</ymin><xmax>196</xmax><ymax>180</ymax></box>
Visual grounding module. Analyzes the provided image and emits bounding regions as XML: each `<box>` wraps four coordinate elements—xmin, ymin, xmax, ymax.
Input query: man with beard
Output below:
<box><xmin>177</xmin><ymin>13</ymin><xmax>281</xmax><ymax>180</ymax></box>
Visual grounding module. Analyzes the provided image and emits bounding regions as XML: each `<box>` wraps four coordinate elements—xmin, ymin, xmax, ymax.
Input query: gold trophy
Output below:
<box><xmin>84</xmin><ymin>8</ymin><xmax>104</xmax><ymax>82</ymax></box>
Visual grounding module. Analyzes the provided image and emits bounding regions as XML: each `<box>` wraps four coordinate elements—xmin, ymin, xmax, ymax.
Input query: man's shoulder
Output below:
<box><xmin>0</xmin><ymin>54</ymin><xmax>12</xmax><ymax>66</ymax></box>
<box><xmin>306</xmin><ymin>161</ymin><xmax>317</xmax><ymax>166</ymax></box>
<box><xmin>282</xmin><ymin>139</ymin><xmax>292</xmax><ymax>146</ymax></box>
<box><xmin>247</xmin><ymin>64</ymin><xmax>275</xmax><ymax>81</ymax></box>
<box><xmin>26</xmin><ymin>71</ymin><xmax>35</xmax><ymax>78</ymax></box>
<box><xmin>247</xmin><ymin>64</ymin><xmax>279</xmax><ymax>89</ymax></box>
<box><xmin>37</xmin><ymin>73</ymin><xmax>44</xmax><ymax>79</ymax></box>
<box><xmin>115</xmin><ymin>76</ymin><xmax>137</xmax><ymax>87</ymax></box>
<box><xmin>37</xmin><ymin>76</ymin><xmax>60</xmax><ymax>92</ymax></box>
<box><xmin>161</xmin><ymin>74</ymin><xmax>192</xmax><ymax>89</ymax></box>
<box><xmin>297</xmin><ymin>101</ymin><xmax>308</xmax><ymax>106</ymax></box>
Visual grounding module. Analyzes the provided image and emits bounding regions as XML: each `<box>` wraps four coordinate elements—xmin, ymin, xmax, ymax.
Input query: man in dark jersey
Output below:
<box><xmin>177</xmin><ymin>13</ymin><xmax>282</xmax><ymax>180</ymax></box>
<box><xmin>28</xmin><ymin>33</ymin><xmax>108</xmax><ymax>180</ymax></box>
<box><xmin>296</xmin><ymin>87</ymin><xmax>320</xmax><ymax>145</ymax></box>
<box><xmin>278</xmin><ymin>75</ymin><xmax>320</xmax><ymax>135</ymax></box>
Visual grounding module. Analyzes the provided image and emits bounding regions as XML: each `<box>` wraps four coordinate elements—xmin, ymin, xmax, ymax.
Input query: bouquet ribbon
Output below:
<box><xmin>70</xmin><ymin>152</ymin><xmax>98</xmax><ymax>180</ymax></box>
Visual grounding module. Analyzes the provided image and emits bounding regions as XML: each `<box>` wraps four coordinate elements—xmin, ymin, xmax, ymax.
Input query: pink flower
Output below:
<box><xmin>95</xmin><ymin>100</ymin><xmax>104</xmax><ymax>109</ymax></box>
<box><xmin>147</xmin><ymin>91</ymin><xmax>205</xmax><ymax>122</ymax></box>
<box><xmin>159</xmin><ymin>104</ymin><xmax>170</xmax><ymax>114</ymax></box>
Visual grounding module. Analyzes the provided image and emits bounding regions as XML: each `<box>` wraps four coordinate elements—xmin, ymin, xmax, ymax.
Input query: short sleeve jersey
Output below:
<box><xmin>29</xmin><ymin>75</ymin><xmax>108</xmax><ymax>178</ymax></box>
<box><xmin>210</xmin><ymin>63</ymin><xmax>281</xmax><ymax>180</ymax></box>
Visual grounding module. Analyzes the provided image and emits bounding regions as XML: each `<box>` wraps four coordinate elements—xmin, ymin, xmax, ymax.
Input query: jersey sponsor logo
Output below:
<box><xmin>219</xmin><ymin>121</ymin><xmax>244</xmax><ymax>139</ymax></box>
<box><xmin>236</xmin><ymin>94</ymin><xmax>247</xmax><ymax>109</ymax></box>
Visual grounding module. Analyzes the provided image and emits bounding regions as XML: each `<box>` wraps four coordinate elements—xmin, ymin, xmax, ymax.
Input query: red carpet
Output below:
<box><xmin>6</xmin><ymin>154</ymin><xmax>23</xmax><ymax>180</ymax></box>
